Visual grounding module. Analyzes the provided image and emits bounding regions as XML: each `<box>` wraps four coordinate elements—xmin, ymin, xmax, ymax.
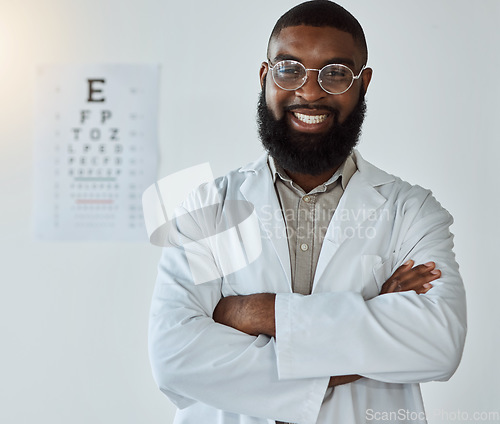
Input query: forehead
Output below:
<box><xmin>268</xmin><ymin>25</ymin><xmax>362</xmax><ymax>68</ymax></box>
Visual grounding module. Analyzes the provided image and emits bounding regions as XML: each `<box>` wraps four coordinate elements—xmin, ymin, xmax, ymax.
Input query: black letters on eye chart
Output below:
<box><xmin>33</xmin><ymin>64</ymin><xmax>160</xmax><ymax>241</ymax></box>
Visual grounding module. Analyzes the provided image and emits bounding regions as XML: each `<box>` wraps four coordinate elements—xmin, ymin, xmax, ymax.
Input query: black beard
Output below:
<box><xmin>257</xmin><ymin>82</ymin><xmax>367</xmax><ymax>176</ymax></box>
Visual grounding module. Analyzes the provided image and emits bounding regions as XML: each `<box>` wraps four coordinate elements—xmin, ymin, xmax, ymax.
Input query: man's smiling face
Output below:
<box><xmin>261</xmin><ymin>24</ymin><xmax>371</xmax><ymax>131</ymax></box>
<box><xmin>257</xmin><ymin>24</ymin><xmax>372</xmax><ymax>175</ymax></box>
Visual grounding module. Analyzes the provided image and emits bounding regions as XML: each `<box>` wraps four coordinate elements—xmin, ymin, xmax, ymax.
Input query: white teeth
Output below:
<box><xmin>293</xmin><ymin>112</ymin><xmax>328</xmax><ymax>124</ymax></box>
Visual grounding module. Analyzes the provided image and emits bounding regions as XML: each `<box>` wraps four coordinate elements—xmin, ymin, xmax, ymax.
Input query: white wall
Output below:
<box><xmin>0</xmin><ymin>1</ymin><xmax>498</xmax><ymax>423</ymax></box>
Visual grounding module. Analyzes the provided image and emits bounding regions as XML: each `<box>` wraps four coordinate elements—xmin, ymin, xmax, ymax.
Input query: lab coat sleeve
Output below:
<box><xmin>274</xmin><ymin>190</ymin><xmax>467</xmax><ymax>384</ymax></box>
<box><xmin>148</xmin><ymin>201</ymin><xmax>328</xmax><ymax>424</ymax></box>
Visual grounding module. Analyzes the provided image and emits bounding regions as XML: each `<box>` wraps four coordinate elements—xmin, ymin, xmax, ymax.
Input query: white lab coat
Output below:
<box><xmin>148</xmin><ymin>150</ymin><xmax>466</xmax><ymax>424</ymax></box>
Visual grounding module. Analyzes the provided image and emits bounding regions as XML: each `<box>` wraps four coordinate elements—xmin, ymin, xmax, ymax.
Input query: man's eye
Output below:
<box><xmin>278</xmin><ymin>68</ymin><xmax>300</xmax><ymax>76</ymax></box>
<box><xmin>324</xmin><ymin>69</ymin><xmax>347</xmax><ymax>78</ymax></box>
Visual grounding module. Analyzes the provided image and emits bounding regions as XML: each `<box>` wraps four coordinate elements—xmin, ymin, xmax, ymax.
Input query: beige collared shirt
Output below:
<box><xmin>268</xmin><ymin>154</ymin><xmax>357</xmax><ymax>295</ymax></box>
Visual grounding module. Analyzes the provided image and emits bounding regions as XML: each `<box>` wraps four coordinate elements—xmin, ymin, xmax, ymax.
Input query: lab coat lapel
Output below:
<box><xmin>239</xmin><ymin>154</ymin><xmax>292</xmax><ymax>289</ymax></box>
<box><xmin>312</xmin><ymin>151</ymin><xmax>395</xmax><ymax>289</ymax></box>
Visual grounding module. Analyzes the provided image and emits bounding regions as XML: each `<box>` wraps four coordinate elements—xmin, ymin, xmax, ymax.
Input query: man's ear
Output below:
<box><xmin>259</xmin><ymin>62</ymin><xmax>269</xmax><ymax>89</ymax></box>
<box><xmin>361</xmin><ymin>67</ymin><xmax>373</xmax><ymax>94</ymax></box>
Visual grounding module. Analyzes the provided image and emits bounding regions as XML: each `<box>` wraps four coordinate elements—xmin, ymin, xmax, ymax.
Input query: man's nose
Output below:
<box><xmin>295</xmin><ymin>71</ymin><xmax>327</xmax><ymax>102</ymax></box>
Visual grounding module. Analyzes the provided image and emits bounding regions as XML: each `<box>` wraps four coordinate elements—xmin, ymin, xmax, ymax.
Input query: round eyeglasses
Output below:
<box><xmin>268</xmin><ymin>60</ymin><xmax>366</xmax><ymax>95</ymax></box>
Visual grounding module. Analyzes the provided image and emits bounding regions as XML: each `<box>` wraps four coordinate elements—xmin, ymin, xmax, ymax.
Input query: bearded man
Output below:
<box><xmin>148</xmin><ymin>1</ymin><xmax>466</xmax><ymax>423</ymax></box>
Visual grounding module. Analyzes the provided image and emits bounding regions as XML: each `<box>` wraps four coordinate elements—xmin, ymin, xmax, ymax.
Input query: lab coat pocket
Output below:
<box><xmin>361</xmin><ymin>255</ymin><xmax>392</xmax><ymax>299</ymax></box>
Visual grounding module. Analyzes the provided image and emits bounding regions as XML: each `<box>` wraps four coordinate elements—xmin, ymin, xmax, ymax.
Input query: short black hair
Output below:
<box><xmin>268</xmin><ymin>0</ymin><xmax>368</xmax><ymax>64</ymax></box>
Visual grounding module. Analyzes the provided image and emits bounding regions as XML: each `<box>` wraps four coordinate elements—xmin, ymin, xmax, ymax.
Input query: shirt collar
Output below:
<box><xmin>268</xmin><ymin>153</ymin><xmax>357</xmax><ymax>192</ymax></box>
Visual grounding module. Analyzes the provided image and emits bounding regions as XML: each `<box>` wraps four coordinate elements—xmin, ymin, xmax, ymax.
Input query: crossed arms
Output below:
<box><xmin>213</xmin><ymin>259</ymin><xmax>441</xmax><ymax>387</ymax></box>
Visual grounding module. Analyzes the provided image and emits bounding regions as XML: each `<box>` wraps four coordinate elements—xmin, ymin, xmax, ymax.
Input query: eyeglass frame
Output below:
<box><xmin>267</xmin><ymin>59</ymin><xmax>367</xmax><ymax>95</ymax></box>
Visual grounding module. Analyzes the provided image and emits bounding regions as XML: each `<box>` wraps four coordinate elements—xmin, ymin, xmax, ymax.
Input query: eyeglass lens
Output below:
<box><xmin>272</xmin><ymin>60</ymin><xmax>354</xmax><ymax>94</ymax></box>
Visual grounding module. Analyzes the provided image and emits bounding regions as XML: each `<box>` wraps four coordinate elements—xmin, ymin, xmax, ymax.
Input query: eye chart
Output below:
<box><xmin>33</xmin><ymin>64</ymin><xmax>160</xmax><ymax>241</ymax></box>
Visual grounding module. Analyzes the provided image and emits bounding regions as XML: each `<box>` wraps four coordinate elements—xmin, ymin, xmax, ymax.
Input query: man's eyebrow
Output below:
<box><xmin>326</xmin><ymin>57</ymin><xmax>356</xmax><ymax>67</ymax></box>
<box><xmin>270</xmin><ymin>53</ymin><xmax>301</xmax><ymax>63</ymax></box>
<box><xmin>270</xmin><ymin>54</ymin><xmax>356</xmax><ymax>68</ymax></box>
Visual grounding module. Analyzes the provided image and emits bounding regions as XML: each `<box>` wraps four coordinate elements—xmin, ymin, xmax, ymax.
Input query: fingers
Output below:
<box><xmin>397</xmin><ymin>262</ymin><xmax>440</xmax><ymax>292</ymax></box>
<box><xmin>380</xmin><ymin>260</ymin><xmax>413</xmax><ymax>294</ymax></box>
<box><xmin>380</xmin><ymin>260</ymin><xmax>441</xmax><ymax>295</ymax></box>
<box><xmin>390</xmin><ymin>259</ymin><xmax>415</xmax><ymax>279</ymax></box>
<box><xmin>380</xmin><ymin>277</ymin><xmax>401</xmax><ymax>295</ymax></box>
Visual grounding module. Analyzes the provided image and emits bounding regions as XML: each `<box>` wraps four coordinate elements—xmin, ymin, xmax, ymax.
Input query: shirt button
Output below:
<box><xmin>303</xmin><ymin>195</ymin><xmax>311</xmax><ymax>203</ymax></box>
<box><xmin>300</xmin><ymin>243</ymin><xmax>309</xmax><ymax>252</ymax></box>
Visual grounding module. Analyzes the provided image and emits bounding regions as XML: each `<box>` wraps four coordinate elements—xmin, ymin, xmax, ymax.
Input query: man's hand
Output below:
<box><xmin>328</xmin><ymin>374</ymin><xmax>363</xmax><ymax>386</ymax></box>
<box><xmin>380</xmin><ymin>260</ymin><xmax>440</xmax><ymax>295</ymax></box>
<box><xmin>213</xmin><ymin>293</ymin><xmax>276</xmax><ymax>337</ymax></box>
<box><xmin>328</xmin><ymin>260</ymin><xmax>441</xmax><ymax>386</ymax></box>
